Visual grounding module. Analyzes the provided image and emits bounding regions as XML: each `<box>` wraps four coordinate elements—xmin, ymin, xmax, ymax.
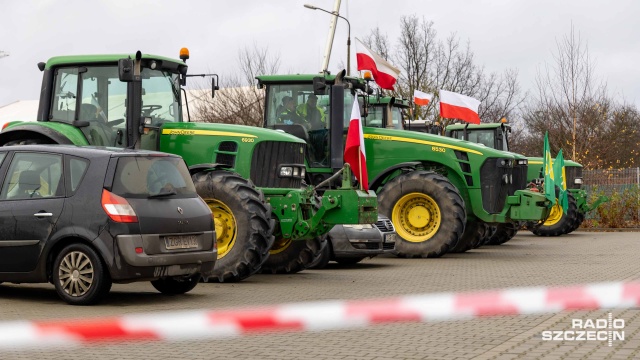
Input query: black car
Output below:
<box><xmin>0</xmin><ymin>145</ymin><xmax>216</xmax><ymax>305</ymax></box>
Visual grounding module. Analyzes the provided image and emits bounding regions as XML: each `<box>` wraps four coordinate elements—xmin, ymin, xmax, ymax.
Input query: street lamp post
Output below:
<box><xmin>304</xmin><ymin>3</ymin><xmax>351</xmax><ymax>76</ymax></box>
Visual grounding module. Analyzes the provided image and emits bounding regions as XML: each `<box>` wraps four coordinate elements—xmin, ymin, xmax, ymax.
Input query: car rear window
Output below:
<box><xmin>111</xmin><ymin>156</ymin><xmax>197</xmax><ymax>198</ymax></box>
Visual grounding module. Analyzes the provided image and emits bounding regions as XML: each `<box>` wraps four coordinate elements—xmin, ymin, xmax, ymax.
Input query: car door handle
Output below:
<box><xmin>33</xmin><ymin>212</ymin><xmax>53</xmax><ymax>217</ymax></box>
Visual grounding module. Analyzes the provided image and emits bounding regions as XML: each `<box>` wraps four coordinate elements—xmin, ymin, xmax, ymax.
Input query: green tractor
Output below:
<box><xmin>255</xmin><ymin>74</ymin><xmax>551</xmax><ymax>256</ymax></box>
<box><xmin>0</xmin><ymin>50</ymin><xmax>377</xmax><ymax>282</ymax></box>
<box><xmin>445</xmin><ymin>122</ymin><xmax>606</xmax><ymax>236</ymax></box>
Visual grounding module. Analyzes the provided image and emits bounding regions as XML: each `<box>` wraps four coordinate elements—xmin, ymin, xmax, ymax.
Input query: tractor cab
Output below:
<box><xmin>259</xmin><ymin>73</ymin><xmax>358</xmax><ymax>176</ymax></box>
<box><xmin>356</xmin><ymin>95</ymin><xmax>407</xmax><ymax>130</ymax></box>
<box><xmin>37</xmin><ymin>53</ymin><xmax>188</xmax><ymax>150</ymax></box>
<box><xmin>445</xmin><ymin>122</ymin><xmax>511</xmax><ymax>151</ymax></box>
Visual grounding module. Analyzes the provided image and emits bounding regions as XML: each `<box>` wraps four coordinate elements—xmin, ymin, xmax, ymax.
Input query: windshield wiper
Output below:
<box><xmin>148</xmin><ymin>190</ymin><xmax>177</xmax><ymax>198</ymax></box>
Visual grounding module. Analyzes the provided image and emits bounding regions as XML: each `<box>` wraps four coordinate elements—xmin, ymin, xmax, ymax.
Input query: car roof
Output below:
<box><xmin>0</xmin><ymin>145</ymin><xmax>181</xmax><ymax>159</ymax></box>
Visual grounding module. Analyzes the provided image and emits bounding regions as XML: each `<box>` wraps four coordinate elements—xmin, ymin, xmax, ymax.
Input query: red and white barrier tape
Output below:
<box><xmin>1</xmin><ymin>281</ymin><xmax>639</xmax><ymax>350</ymax></box>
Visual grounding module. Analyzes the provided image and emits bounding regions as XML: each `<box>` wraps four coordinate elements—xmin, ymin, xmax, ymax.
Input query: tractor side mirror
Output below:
<box><xmin>211</xmin><ymin>76</ymin><xmax>219</xmax><ymax>99</ymax></box>
<box><xmin>118</xmin><ymin>59</ymin><xmax>135</xmax><ymax>82</ymax></box>
<box><xmin>313</xmin><ymin>77</ymin><xmax>327</xmax><ymax>95</ymax></box>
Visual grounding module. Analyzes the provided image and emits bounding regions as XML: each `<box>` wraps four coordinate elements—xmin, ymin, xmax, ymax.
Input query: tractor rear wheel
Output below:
<box><xmin>192</xmin><ymin>170</ymin><xmax>274</xmax><ymax>282</ymax></box>
<box><xmin>260</xmin><ymin>236</ymin><xmax>325</xmax><ymax>274</ymax></box>
<box><xmin>378</xmin><ymin>171</ymin><xmax>466</xmax><ymax>258</ymax></box>
<box><xmin>531</xmin><ymin>192</ymin><xmax>578</xmax><ymax>237</ymax></box>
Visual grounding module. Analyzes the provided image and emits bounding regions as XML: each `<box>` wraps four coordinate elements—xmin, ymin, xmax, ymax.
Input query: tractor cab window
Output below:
<box><xmin>265</xmin><ymin>84</ymin><xmax>331</xmax><ymax>167</ymax></box>
<box><xmin>140</xmin><ymin>69</ymin><xmax>182</xmax><ymax>125</ymax></box>
<box><xmin>389</xmin><ymin>107</ymin><xmax>405</xmax><ymax>129</ymax></box>
<box><xmin>139</xmin><ymin>69</ymin><xmax>182</xmax><ymax>151</ymax></box>
<box><xmin>51</xmin><ymin>68</ymin><xmax>79</xmax><ymax>123</ymax></box>
<box><xmin>454</xmin><ymin>129</ymin><xmax>495</xmax><ymax>148</ymax></box>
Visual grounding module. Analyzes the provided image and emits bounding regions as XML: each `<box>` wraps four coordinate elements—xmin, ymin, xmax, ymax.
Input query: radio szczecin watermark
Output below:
<box><xmin>542</xmin><ymin>313</ymin><xmax>624</xmax><ymax>346</ymax></box>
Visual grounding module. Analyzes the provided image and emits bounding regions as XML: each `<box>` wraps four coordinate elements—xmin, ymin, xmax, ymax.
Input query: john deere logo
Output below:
<box><xmin>177</xmin><ymin>207</ymin><xmax>184</xmax><ymax>214</ymax></box>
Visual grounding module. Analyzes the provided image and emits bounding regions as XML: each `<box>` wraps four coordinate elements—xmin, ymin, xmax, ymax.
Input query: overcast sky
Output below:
<box><xmin>1</xmin><ymin>0</ymin><xmax>640</xmax><ymax>110</ymax></box>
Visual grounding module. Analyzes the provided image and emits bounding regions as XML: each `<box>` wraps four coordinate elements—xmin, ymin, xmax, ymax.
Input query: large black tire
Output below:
<box><xmin>531</xmin><ymin>192</ymin><xmax>578</xmax><ymax>237</ymax></box>
<box><xmin>479</xmin><ymin>224</ymin><xmax>497</xmax><ymax>247</ymax></box>
<box><xmin>565</xmin><ymin>210</ymin><xmax>585</xmax><ymax>234</ymax></box>
<box><xmin>192</xmin><ymin>171</ymin><xmax>274</xmax><ymax>282</ymax></box>
<box><xmin>151</xmin><ymin>275</ymin><xmax>200</xmax><ymax>295</ymax></box>
<box><xmin>378</xmin><ymin>171</ymin><xmax>466</xmax><ymax>258</ymax></box>
<box><xmin>52</xmin><ymin>243</ymin><xmax>112</xmax><ymax>305</ymax></box>
<box><xmin>260</xmin><ymin>236</ymin><xmax>325</xmax><ymax>274</ymax></box>
<box><xmin>3</xmin><ymin>138</ymin><xmax>53</xmax><ymax>146</ymax></box>
<box><xmin>450</xmin><ymin>220</ymin><xmax>485</xmax><ymax>253</ymax></box>
<box><xmin>487</xmin><ymin>222</ymin><xmax>519</xmax><ymax>245</ymax></box>
<box><xmin>307</xmin><ymin>237</ymin><xmax>332</xmax><ymax>270</ymax></box>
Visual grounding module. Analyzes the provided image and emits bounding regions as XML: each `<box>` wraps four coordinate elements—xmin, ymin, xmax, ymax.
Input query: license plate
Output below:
<box><xmin>165</xmin><ymin>235</ymin><xmax>199</xmax><ymax>250</ymax></box>
<box><xmin>384</xmin><ymin>234</ymin><xmax>397</xmax><ymax>244</ymax></box>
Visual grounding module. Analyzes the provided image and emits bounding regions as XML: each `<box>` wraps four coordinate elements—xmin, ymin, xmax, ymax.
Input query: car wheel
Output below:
<box><xmin>52</xmin><ymin>243</ymin><xmax>111</xmax><ymax>305</ymax></box>
<box><xmin>378</xmin><ymin>171</ymin><xmax>466</xmax><ymax>258</ymax></box>
<box><xmin>260</xmin><ymin>236</ymin><xmax>325</xmax><ymax>274</ymax></box>
<box><xmin>151</xmin><ymin>275</ymin><xmax>200</xmax><ymax>295</ymax></box>
<box><xmin>192</xmin><ymin>170</ymin><xmax>274</xmax><ymax>282</ymax></box>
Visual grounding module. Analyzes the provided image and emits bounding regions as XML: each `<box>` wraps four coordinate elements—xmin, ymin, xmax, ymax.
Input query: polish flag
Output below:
<box><xmin>356</xmin><ymin>38</ymin><xmax>400</xmax><ymax>91</ymax></box>
<box><xmin>344</xmin><ymin>97</ymin><xmax>369</xmax><ymax>191</ymax></box>
<box><xmin>439</xmin><ymin>90</ymin><xmax>481</xmax><ymax>124</ymax></box>
<box><xmin>414</xmin><ymin>90</ymin><xmax>433</xmax><ymax>106</ymax></box>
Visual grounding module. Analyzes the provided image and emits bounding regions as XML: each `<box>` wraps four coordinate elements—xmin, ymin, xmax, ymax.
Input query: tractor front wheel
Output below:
<box><xmin>531</xmin><ymin>192</ymin><xmax>578</xmax><ymax>237</ymax></box>
<box><xmin>378</xmin><ymin>171</ymin><xmax>466</xmax><ymax>258</ymax></box>
<box><xmin>260</xmin><ymin>236</ymin><xmax>325</xmax><ymax>274</ymax></box>
<box><xmin>192</xmin><ymin>170</ymin><xmax>274</xmax><ymax>282</ymax></box>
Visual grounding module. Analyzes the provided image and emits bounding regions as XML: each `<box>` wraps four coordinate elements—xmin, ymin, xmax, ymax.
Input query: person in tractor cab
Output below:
<box><xmin>297</xmin><ymin>94</ymin><xmax>326</xmax><ymax>129</ymax></box>
<box><xmin>278</xmin><ymin>96</ymin><xmax>307</xmax><ymax>127</ymax></box>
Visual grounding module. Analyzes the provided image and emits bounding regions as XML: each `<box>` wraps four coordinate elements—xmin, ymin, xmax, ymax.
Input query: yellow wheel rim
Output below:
<box><xmin>270</xmin><ymin>237</ymin><xmax>292</xmax><ymax>255</ymax></box>
<box><xmin>207</xmin><ymin>199</ymin><xmax>236</xmax><ymax>259</ymax></box>
<box><xmin>544</xmin><ymin>199</ymin><xmax>564</xmax><ymax>226</ymax></box>
<box><xmin>392</xmin><ymin>192</ymin><xmax>441</xmax><ymax>242</ymax></box>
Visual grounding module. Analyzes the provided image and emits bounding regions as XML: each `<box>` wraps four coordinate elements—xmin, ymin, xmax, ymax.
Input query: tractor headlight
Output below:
<box><xmin>517</xmin><ymin>159</ymin><xmax>528</xmax><ymax>165</ymax></box>
<box><xmin>301</xmin><ymin>168</ymin><xmax>306</xmax><ymax>178</ymax></box>
<box><xmin>574</xmin><ymin>178</ymin><xmax>583</xmax><ymax>185</ymax></box>
<box><xmin>293</xmin><ymin>167</ymin><xmax>299</xmax><ymax>176</ymax></box>
<box><xmin>280</xmin><ymin>166</ymin><xmax>293</xmax><ymax>177</ymax></box>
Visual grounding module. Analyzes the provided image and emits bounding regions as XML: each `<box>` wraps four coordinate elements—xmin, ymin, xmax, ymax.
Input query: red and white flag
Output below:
<box><xmin>356</xmin><ymin>38</ymin><xmax>400</xmax><ymax>91</ymax></box>
<box><xmin>439</xmin><ymin>90</ymin><xmax>481</xmax><ymax>124</ymax></box>
<box><xmin>344</xmin><ymin>97</ymin><xmax>369</xmax><ymax>191</ymax></box>
<box><xmin>413</xmin><ymin>90</ymin><xmax>433</xmax><ymax>106</ymax></box>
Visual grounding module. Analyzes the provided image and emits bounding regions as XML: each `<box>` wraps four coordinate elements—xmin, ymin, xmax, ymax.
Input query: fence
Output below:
<box><xmin>583</xmin><ymin>167</ymin><xmax>640</xmax><ymax>224</ymax></box>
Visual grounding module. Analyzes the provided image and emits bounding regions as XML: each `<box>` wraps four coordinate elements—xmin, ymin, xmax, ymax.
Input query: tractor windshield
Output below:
<box><xmin>264</xmin><ymin>83</ymin><xmax>355</xmax><ymax>167</ymax></box>
<box><xmin>451</xmin><ymin>129</ymin><xmax>496</xmax><ymax>148</ymax></box>
<box><xmin>50</xmin><ymin>65</ymin><xmax>181</xmax><ymax>148</ymax></box>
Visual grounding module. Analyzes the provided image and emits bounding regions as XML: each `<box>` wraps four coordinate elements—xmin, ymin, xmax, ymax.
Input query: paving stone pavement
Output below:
<box><xmin>0</xmin><ymin>231</ymin><xmax>638</xmax><ymax>360</ymax></box>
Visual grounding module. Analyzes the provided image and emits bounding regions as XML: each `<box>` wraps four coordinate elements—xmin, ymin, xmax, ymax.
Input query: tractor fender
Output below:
<box><xmin>0</xmin><ymin>124</ymin><xmax>75</xmax><ymax>145</ymax></box>
<box><xmin>369</xmin><ymin>161</ymin><xmax>421</xmax><ymax>192</ymax></box>
<box><xmin>188</xmin><ymin>163</ymin><xmax>228</xmax><ymax>176</ymax></box>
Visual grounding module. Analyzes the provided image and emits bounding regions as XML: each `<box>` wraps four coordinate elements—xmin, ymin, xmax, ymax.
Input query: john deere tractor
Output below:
<box><xmin>255</xmin><ymin>74</ymin><xmax>551</xmax><ymax>256</ymax></box>
<box><xmin>445</xmin><ymin>122</ymin><xmax>606</xmax><ymax>236</ymax></box>
<box><xmin>0</xmin><ymin>50</ymin><xmax>377</xmax><ymax>281</ymax></box>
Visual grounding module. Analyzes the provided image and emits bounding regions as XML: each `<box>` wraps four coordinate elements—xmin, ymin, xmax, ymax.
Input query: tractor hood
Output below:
<box><xmin>161</xmin><ymin>121</ymin><xmax>307</xmax><ymax>144</ymax></box>
<box><xmin>364</xmin><ymin>126</ymin><xmax>513</xmax><ymax>159</ymax></box>
<box><xmin>527</xmin><ymin>157</ymin><xmax>583</xmax><ymax>168</ymax></box>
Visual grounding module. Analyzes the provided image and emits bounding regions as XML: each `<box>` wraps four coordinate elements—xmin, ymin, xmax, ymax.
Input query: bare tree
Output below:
<box><xmin>193</xmin><ymin>45</ymin><xmax>280</xmax><ymax>126</ymax></box>
<box><xmin>514</xmin><ymin>24</ymin><xmax>640</xmax><ymax>168</ymax></box>
<box><xmin>363</xmin><ymin>16</ymin><xmax>524</xmax><ymax>127</ymax></box>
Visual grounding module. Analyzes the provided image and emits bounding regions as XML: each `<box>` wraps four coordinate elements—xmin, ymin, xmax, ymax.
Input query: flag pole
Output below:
<box><xmin>357</xmin><ymin>145</ymin><xmax>363</xmax><ymax>190</ymax></box>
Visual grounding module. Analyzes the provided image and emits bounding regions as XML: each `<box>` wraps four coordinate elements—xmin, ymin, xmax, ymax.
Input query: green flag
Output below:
<box><xmin>543</xmin><ymin>132</ymin><xmax>556</xmax><ymax>206</ymax></box>
<box><xmin>553</xmin><ymin>149</ymin><xmax>568</xmax><ymax>213</ymax></box>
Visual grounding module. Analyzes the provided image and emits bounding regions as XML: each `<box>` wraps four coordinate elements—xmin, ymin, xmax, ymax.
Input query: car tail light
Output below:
<box><xmin>101</xmin><ymin>189</ymin><xmax>138</xmax><ymax>223</ymax></box>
